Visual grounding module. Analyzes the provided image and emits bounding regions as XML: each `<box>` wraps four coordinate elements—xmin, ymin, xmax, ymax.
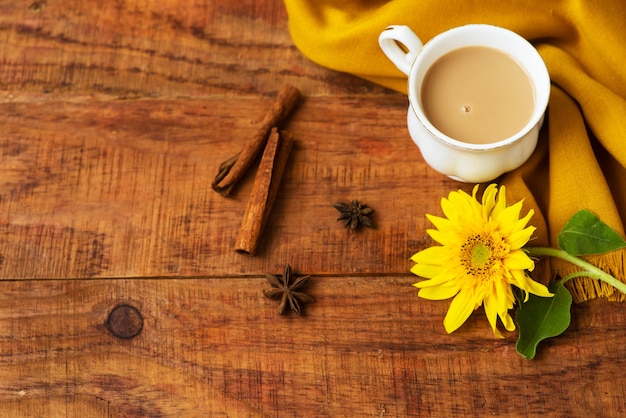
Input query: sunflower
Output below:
<box><xmin>410</xmin><ymin>184</ymin><xmax>552</xmax><ymax>337</ymax></box>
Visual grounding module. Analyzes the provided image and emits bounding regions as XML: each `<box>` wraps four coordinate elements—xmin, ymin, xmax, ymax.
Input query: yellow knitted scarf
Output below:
<box><xmin>284</xmin><ymin>0</ymin><xmax>626</xmax><ymax>302</ymax></box>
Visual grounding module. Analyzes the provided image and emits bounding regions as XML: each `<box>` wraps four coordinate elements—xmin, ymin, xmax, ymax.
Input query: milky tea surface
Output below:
<box><xmin>421</xmin><ymin>46</ymin><xmax>535</xmax><ymax>144</ymax></box>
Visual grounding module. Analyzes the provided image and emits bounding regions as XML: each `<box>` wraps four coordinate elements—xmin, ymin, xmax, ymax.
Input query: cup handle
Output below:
<box><xmin>378</xmin><ymin>25</ymin><xmax>424</xmax><ymax>76</ymax></box>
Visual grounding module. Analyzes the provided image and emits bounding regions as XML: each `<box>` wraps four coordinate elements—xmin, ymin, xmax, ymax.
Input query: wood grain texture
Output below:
<box><xmin>0</xmin><ymin>0</ymin><xmax>624</xmax><ymax>416</ymax></box>
<box><xmin>1</xmin><ymin>278</ymin><xmax>626</xmax><ymax>417</ymax></box>
<box><xmin>0</xmin><ymin>0</ymin><xmax>389</xmax><ymax>98</ymax></box>
<box><xmin>0</xmin><ymin>96</ymin><xmax>462</xmax><ymax>278</ymax></box>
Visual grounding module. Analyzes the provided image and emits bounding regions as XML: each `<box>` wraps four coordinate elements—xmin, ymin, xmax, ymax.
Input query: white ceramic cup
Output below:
<box><xmin>379</xmin><ymin>24</ymin><xmax>550</xmax><ymax>183</ymax></box>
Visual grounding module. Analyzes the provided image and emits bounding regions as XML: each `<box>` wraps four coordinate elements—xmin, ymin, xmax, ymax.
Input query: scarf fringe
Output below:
<box><xmin>534</xmin><ymin>248</ymin><xmax>626</xmax><ymax>303</ymax></box>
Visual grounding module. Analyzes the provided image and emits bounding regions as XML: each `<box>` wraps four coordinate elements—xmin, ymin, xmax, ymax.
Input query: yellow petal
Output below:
<box><xmin>443</xmin><ymin>289</ymin><xmax>478</xmax><ymax>333</ymax></box>
<box><xmin>417</xmin><ymin>283</ymin><xmax>460</xmax><ymax>300</ymax></box>
<box><xmin>427</xmin><ymin>229</ymin><xmax>453</xmax><ymax>246</ymax></box>
<box><xmin>506</xmin><ymin>226</ymin><xmax>536</xmax><ymax>250</ymax></box>
<box><xmin>410</xmin><ymin>246</ymin><xmax>448</xmax><ymax>264</ymax></box>
<box><xmin>510</xmin><ymin>270</ymin><xmax>553</xmax><ymax>300</ymax></box>
<box><xmin>494</xmin><ymin>200</ymin><xmax>523</xmax><ymax>234</ymax></box>
<box><xmin>482</xmin><ymin>184</ymin><xmax>499</xmax><ymax>219</ymax></box>
<box><xmin>410</xmin><ymin>263</ymin><xmax>441</xmax><ymax>279</ymax></box>
<box><xmin>494</xmin><ymin>276</ymin><xmax>516</xmax><ymax>309</ymax></box>
<box><xmin>412</xmin><ymin>268</ymin><xmax>459</xmax><ymax>287</ymax></box>
<box><xmin>425</xmin><ymin>214</ymin><xmax>454</xmax><ymax>234</ymax></box>
<box><xmin>503</xmin><ymin>249</ymin><xmax>535</xmax><ymax>271</ymax></box>
<box><xmin>500</xmin><ymin>312</ymin><xmax>516</xmax><ymax>332</ymax></box>
<box><xmin>447</xmin><ymin>189</ymin><xmax>479</xmax><ymax>220</ymax></box>
<box><xmin>440</xmin><ymin>196</ymin><xmax>460</xmax><ymax>222</ymax></box>
<box><xmin>483</xmin><ymin>281</ymin><xmax>516</xmax><ymax>337</ymax></box>
<box><xmin>483</xmin><ymin>293</ymin><xmax>502</xmax><ymax>338</ymax></box>
<box><xmin>510</xmin><ymin>209</ymin><xmax>534</xmax><ymax>234</ymax></box>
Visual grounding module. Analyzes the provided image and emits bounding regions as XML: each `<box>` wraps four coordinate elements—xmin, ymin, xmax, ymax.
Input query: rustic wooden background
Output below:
<box><xmin>1</xmin><ymin>0</ymin><xmax>625</xmax><ymax>416</ymax></box>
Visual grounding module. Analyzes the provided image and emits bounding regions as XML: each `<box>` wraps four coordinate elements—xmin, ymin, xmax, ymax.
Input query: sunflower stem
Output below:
<box><xmin>526</xmin><ymin>246</ymin><xmax>626</xmax><ymax>294</ymax></box>
<box><xmin>555</xmin><ymin>271</ymin><xmax>596</xmax><ymax>287</ymax></box>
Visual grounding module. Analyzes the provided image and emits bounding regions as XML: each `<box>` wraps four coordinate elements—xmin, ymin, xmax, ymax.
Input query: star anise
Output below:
<box><xmin>333</xmin><ymin>200</ymin><xmax>375</xmax><ymax>231</ymax></box>
<box><xmin>263</xmin><ymin>264</ymin><xmax>314</xmax><ymax>316</ymax></box>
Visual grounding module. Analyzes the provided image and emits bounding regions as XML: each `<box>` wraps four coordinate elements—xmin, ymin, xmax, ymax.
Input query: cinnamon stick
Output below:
<box><xmin>212</xmin><ymin>85</ymin><xmax>301</xmax><ymax>196</ymax></box>
<box><xmin>235</xmin><ymin>128</ymin><xmax>293</xmax><ymax>255</ymax></box>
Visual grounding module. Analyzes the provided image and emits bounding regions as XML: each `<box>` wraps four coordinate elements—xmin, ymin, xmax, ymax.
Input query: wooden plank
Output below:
<box><xmin>0</xmin><ymin>278</ymin><xmax>625</xmax><ymax>417</ymax></box>
<box><xmin>0</xmin><ymin>0</ymin><xmax>391</xmax><ymax>98</ymax></box>
<box><xmin>0</xmin><ymin>96</ymin><xmax>465</xmax><ymax>279</ymax></box>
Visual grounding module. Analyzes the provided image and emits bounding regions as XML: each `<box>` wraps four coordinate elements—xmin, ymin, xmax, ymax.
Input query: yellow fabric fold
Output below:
<box><xmin>284</xmin><ymin>0</ymin><xmax>626</xmax><ymax>301</ymax></box>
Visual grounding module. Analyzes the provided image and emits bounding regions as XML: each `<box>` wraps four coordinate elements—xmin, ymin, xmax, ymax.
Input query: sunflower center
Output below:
<box><xmin>471</xmin><ymin>243</ymin><xmax>492</xmax><ymax>267</ymax></box>
<box><xmin>460</xmin><ymin>233</ymin><xmax>500</xmax><ymax>276</ymax></box>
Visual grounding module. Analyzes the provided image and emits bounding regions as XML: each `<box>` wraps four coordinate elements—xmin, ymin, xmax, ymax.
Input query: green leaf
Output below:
<box><xmin>515</xmin><ymin>281</ymin><xmax>572</xmax><ymax>360</ymax></box>
<box><xmin>558</xmin><ymin>209</ymin><xmax>626</xmax><ymax>256</ymax></box>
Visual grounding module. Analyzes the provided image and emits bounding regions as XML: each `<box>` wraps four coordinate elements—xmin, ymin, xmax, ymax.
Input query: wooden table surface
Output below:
<box><xmin>1</xmin><ymin>1</ymin><xmax>625</xmax><ymax>417</ymax></box>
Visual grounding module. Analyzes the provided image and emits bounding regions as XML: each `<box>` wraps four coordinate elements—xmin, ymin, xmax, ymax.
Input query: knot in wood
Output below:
<box><xmin>107</xmin><ymin>304</ymin><xmax>144</xmax><ymax>339</ymax></box>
